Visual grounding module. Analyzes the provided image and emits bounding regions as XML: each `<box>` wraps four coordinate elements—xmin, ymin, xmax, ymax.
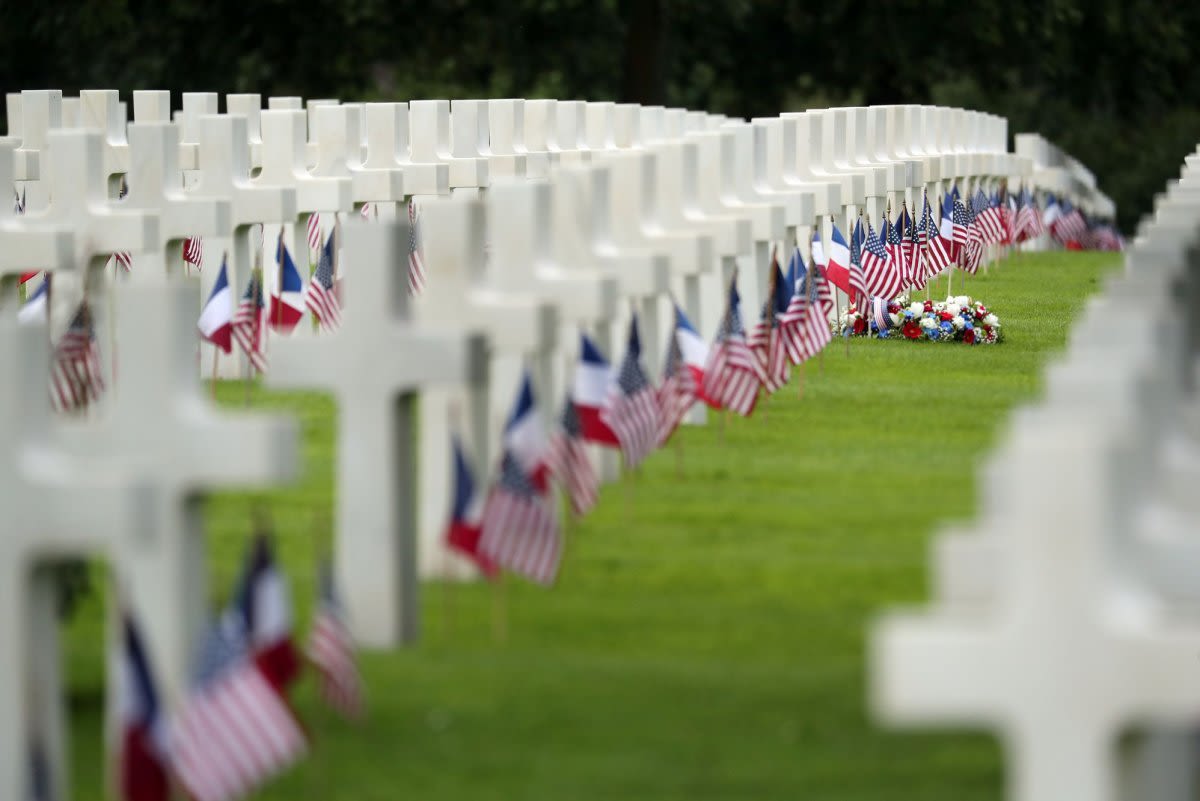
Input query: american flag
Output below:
<box><xmin>183</xmin><ymin>236</ymin><xmax>205</xmax><ymax>269</ymax></box>
<box><xmin>656</xmin><ymin>323</ymin><xmax>698</xmax><ymax>446</ymax></box>
<box><xmin>907</xmin><ymin>206</ymin><xmax>926</xmax><ymax>290</ymax></box>
<box><xmin>170</xmin><ymin>614</ymin><xmax>307</xmax><ymax>801</ymax></box>
<box><xmin>546</xmin><ymin>398</ymin><xmax>599</xmax><ymax>516</ymax></box>
<box><xmin>306</xmin><ymin>213</ymin><xmax>322</xmax><ymax>252</ymax></box>
<box><xmin>886</xmin><ymin>212</ymin><xmax>907</xmax><ymax>287</ymax></box>
<box><xmin>847</xmin><ymin>219</ymin><xmax>869</xmax><ymax>308</ymax></box>
<box><xmin>233</xmin><ymin>271</ymin><xmax>268</xmax><ymax>373</ymax></box>
<box><xmin>479</xmin><ymin>452</ymin><xmax>561</xmax><ymax>586</ymax></box>
<box><xmin>975</xmin><ymin>188</ymin><xmax>1003</xmax><ymax>243</ymax></box>
<box><xmin>305</xmin><ymin>229</ymin><xmax>341</xmax><ymax>331</ymax></box>
<box><xmin>871</xmin><ymin>297</ymin><xmax>894</xmax><ymax>333</ymax></box>
<box><xmin>749</xmin><ymin>253</ymin><xmax>792</xmax><ymax>391</ymax></box>
<box><xmin>307</xmin><ymin>560</ymin><xmax>363</xmax><ymax>720</ymax></box>
<box><xmin>704</xmin><ymin>273</ymin><xmax>766</xmax><ymax>416</ymax></box>
<box><xmin>921</xmin><ymin>191</ymin><xmax>952</xmax><ymax>275</ymax></box>
<box><xmin>961</xmin><ymin>194</ymin><xmax>984</xmax><ymax>275</ymax></box>
<box><xmin>861</xmin><ymin>220</ymin><xmax>902</xmax><ymax>300</ymax></box>
<box><xmin>50</xmin><ymin>299</ymin><xmax>105</xmax><ymax>413</ymax></box>
<box><xmin>952</xmin><ymin>195</ymin><xmax>971</xmax><ymax>250</ymax></box>
<box><xmin>780</xmin><ymin>255</ymin><xmax>832</xmax><ymax>363</ymax></box>
<box><xmin>600</xmin><ymin>314</ymin><xmax>662</xmax><ymax>469</ymax></box>
<box><xmin>407</xmin><ymin>199</ymin><xmax>426</xmax><ymax>295</ymax></box>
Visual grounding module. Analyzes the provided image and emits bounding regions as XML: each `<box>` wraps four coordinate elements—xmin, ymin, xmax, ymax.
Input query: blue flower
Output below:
<box><xmin>940</xmin><ymin>321</ymin><xmax>953</xmax><ymax>334</ymax></box>
<box><xmin>964</xmin><ymin>321</ymin><xmax>974</xmax><ymax>330</ymax></box>
<box><xmin>877</xmin><ymin>329</ymin><xmax>889</xmax><ymax>339</ymax></box>
<box><xmin>903</xmin><ymin>310</ymin><xmax>913</xmax><ymax>319</ymax></box>
<box><xmin>927</xmin><ymin>328</ymin><xmax>940</xmax><ymax>341</ymax></box>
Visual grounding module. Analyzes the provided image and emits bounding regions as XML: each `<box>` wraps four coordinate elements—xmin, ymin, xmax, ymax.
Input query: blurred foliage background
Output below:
<box><xmin>3</xmin><ymin>0</ymin><xmax>1196</xmax><ymax>232</ymax></box>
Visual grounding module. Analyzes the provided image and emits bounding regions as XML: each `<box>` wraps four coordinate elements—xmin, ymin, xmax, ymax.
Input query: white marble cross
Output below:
<box><xmin>0</xmin><ymin>140</ymin><xmax>75</xmax><ymax>306</ymax></box>
<box><xmin>595</xmin><ymin>148</ymin><xmax>713</xmax><ymax>377</ymax></box>
<box><xmin>450</xmin><ymin>99</ymin><xmax>528</xmax><ymax>179</ymax></box>
<box><xmin>176</xmin><ymin>92</ymin><xmax>218</xmax><ymax>177</ymax></box>
<box><xmin>487</xmin><ymin>99</ymin><xmax>549</xmax><ymax>180</ymax></box>
<box><xmin>78</xmin><ymin>89</ymin><xmax>130</xmax><ymax>183</ymax></box>
<box><xmin>488</xmin><ymin>178</ymin><xmax>620</xmax><ymax>399</ymax></box>
<box><xmin>193</xmin><ymin>112</ymin><xmax>297</xmax><ymax>375</ymax></box>
<box><xmin>257</xmin><ymin>107</ymin><xmax>353</xmax><ymax>267</ymax></box>
<box><xmin>13</xmin><ymin>89</ymin><xmax>61</xmax><ymax>201</ymax></box>
<box><xmin>267</xmin><ymin>219</ymin><xmax>487</xmax><ymax>643</ymax></box>
<box><xmin>62</xmin><ymin>280</ymin><xmax>298</xmax><ymax>710</ymax></box>
<box><xmin>131</xmin><ymin>89</ymin><xmax>171</xmax><ymax>124</ymax></box>
<box><xmin>881</xmin><ymin>105</ymin><xmax>926</xmax><ymax>214</ymax></box>
<box><xmin>410</xmin><ymin>100</ymin><xmax>487</xmax><ymax>191</ymax></box>
<box><xmin>226</xmin><ymin>93</ymin><xmax>265</xmax><ymax>170</ymax></box>
<box><xmin>648</xmin><ymin>135</ymin><xmax>750</xmax><ymax>353</ymax></box>
<box><xmin>362</xmin><ymin>102</ymin><xmax>448</xmax><ymax>199</ymax></box>
<box><xmin>873</xmin><ymin>408</ymin><xmax>1200</xmax><ymax>801</ymax></box>
<box><xmin>0</xmin><ymin>315</ymin><xmax>152</xmax><ymax>801</ymax></box>
<box><xmin>416</xmin><ymin>195</ymin><xmax>559</xmax><ymax>578</ymax></box>
<box><xmin>123</xmin><ymin>121</ymin><xmax>232</xmax><ymax>277</ymax></box>
<box><xmin>700</xmin><ymin>126</ymin><xmax>785</xmax><ymax>318</ymax></box>
<box><xmin>22</xmin><ymin>129</ymin><xmax>158</xmax><ymax>349</ymax></box>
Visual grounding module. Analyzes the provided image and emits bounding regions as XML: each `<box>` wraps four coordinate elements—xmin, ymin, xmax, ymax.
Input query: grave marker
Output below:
<box><xmin>267</xmin><ymin>220</ymin><xmax>487</xmax><ymax>638</ymax></box>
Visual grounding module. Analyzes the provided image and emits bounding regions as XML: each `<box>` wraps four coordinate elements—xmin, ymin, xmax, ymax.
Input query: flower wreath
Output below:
<box><xmin>837</xmin><ymin>295</ymin><xmax>1002</xmax><ymax>344</ymax></box>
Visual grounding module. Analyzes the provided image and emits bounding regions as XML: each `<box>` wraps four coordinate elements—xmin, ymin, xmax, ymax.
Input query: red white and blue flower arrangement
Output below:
<box><xmin>837</xmin><ymin>295</ymin><xmax>1002</xmax><ymax>344</ymax></box>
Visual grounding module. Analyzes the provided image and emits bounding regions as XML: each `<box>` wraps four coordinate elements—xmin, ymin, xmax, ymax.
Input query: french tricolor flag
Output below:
<box><xmin>268</xmin><ymin>235</ymin><xmax>306</xmax><ymax>333</ymax></box>
<box><xmin>197</xmin><ymin>257</ymin><xmax>233</xmax><ymax>353</ymax></box>
<box><xmin>118</xmin><ymin>611</ymin><xmax>170</xmax><ymax>801</ymax></box>
<box><xmin>446</xmin><ymin>435</ymin><xmax>498</xmax><ymax>577</ymax></box>
<box><xmin>235</xmin><ymin>534</ymin><xmax>301</xmax><ymax>693</ymax></box>
<box><xmin>504</xmin><ymin>370</ymin><xmax>551</xmax><ymax>489</ymax></box>
<box><xmin>673</xmin><ymin>304</ymin><xmax>713</xmax><ymax>407</ymax></box>
<box><xmin>572</xmin><ymin>333</ymin><xmax>620</xmax><ymax>447</ymax></box>
<box><xmin>823</xmin><ymin>222</ymin><xmax>853</xmax><ymax>295</ymax></box>
<box><xmin>18</xmin><ymin>276</ymin><xmax>49</xmax><ymax>326</ymax></box>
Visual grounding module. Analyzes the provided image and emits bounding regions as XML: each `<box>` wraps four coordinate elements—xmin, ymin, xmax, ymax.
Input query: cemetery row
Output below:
<box><xmin>0</xmin><ymin>89</ymin><xmax>1115</xmax><ymax>801</ymax></box>
<box><xmin>871</xmin><ymin>144</ymin><xmax>1200</xmax><ymax>800</ymax></box>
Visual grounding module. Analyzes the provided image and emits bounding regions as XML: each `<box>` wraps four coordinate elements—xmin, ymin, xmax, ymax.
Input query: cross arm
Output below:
<box><xmin>870</xmin><ymin>610</ymin><xmax>1004</xmax><ymax>726</ymax></box>
<box><xmin>0</xmin><ymin>224</ymin><xmax>74</xmax><ymax>273</ymax></box>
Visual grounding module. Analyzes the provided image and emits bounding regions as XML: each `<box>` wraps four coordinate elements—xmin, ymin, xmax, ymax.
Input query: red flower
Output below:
<box><xmin>938</xmin><ymin>311</ymin><xmax>953</xmax><ymax>322</ymax></box>
<box><xmin>923</xmin><ymin>301</ymin><xmax>934</xmax><ymax>312</ymax></box>
<box><xmin>963</xmin><ymin>328</ymin><xmax>976</xmax><ymax>344</ymax></box>
<box><xmin>853</xmin><ymin>317</ymin><xmax>867</xmax><ymax>334</ymax></box>
<box><xmin>888</xmin><ymin>302</ymin><xmax>901</xmax><ymax>314</ymax></box>
<box><xmin>902</xmin><ymin>321</ymin><xmax>921</xmax><ymax>339</ymax></box>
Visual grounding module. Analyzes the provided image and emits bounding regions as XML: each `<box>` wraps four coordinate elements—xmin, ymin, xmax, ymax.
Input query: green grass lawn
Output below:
<box><xmin>63</xmin><ymin>251</ymin><xmax>1118</xmax><ymax>800</ymax></box>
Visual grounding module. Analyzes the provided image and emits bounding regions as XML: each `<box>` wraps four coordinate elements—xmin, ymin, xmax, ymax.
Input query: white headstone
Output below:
<box><xmin>267</xmin><ymin>220</ymin><xmax>487</xmax><ymax>641</ymax></box>
<box><xmin>123</xmin><ymin>121</ymin><xmax>232</xmax><ymax>277</ymax></box>
<box><xmin>0</xmin><ymin>316</ymin><xmax>152</xmax><ymax>801</ymax></box>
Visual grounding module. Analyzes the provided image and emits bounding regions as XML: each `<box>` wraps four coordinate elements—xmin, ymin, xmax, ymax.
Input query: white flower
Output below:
<box><xmin>954</xmin><ymin>295</ymin><xmax>971</xmax><ymax>306</ymax></box>
<box><xmin>919</xmin><ymin>316</ymin><xmax>937</xmax><ymax>329</ymax></box>
<box><xmin>983</xmin><ymin>313</ymin><xmax>999</xmax><ymax>327</ymax></box>
<box><xmin>946</xmin><ymin>303</ymin><xmax>961</xmax><ymax>316</ymax></box>
<box><xmin>952</xmin><ymin>316</ymin><xmax>965</xmax><ymax>330</ymax></box>
<box><xmin>889</xmin><ymin>312</ymin><xmax>902</xmax><ymax>326</ymax></box>
<box><xmin>909</xmin><ymin>301</ymin><xmax>925</xmax><ymax>315</ymax></box>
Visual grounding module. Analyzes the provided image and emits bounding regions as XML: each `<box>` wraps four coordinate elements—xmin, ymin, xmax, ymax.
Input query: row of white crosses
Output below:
<box><xmin>0</xmin><ymin>89</ymin><xmax>1109</xmax><ymax>797</ymax></box>
<box><xmin>870</xmin><ymin>150</ymin><xmax>1200</xmax><ymax>800</ymax></box>
<box><xmin>1015</xmin><ymin>132</ymin><xmax>1117</xmax><ymax>251</ymax></box>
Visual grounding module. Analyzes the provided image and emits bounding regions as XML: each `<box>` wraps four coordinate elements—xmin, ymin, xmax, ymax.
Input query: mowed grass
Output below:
<box><xmin>63</xmin><ymin>251</ymin><xmax>1118</xmax><ymax>800</ymax></box>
